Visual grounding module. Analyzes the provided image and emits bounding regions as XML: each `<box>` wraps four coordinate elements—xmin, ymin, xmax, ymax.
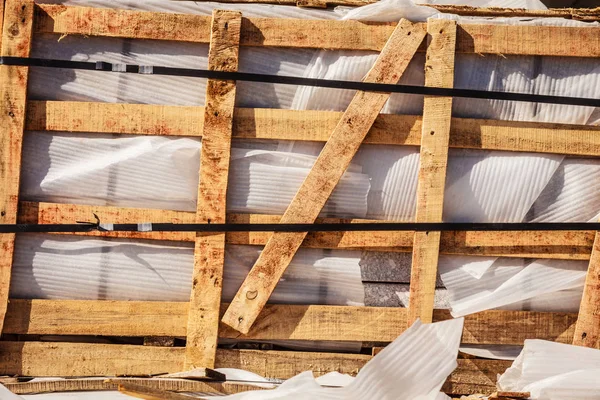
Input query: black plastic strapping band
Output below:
<box><xmin>2</xmin><ymin>56</ymin><xmax>600</xmax><ymax>107</ymax></box>
<box><xmin>2</xmin><ymin>222</ymin><xmax>600</xmax><ymax>233</ymax></box>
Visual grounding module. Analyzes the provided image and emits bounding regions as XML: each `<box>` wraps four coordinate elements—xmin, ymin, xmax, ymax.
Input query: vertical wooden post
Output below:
<box><xmin>184</xmin><ymin>10</ymin><xmax>241</xmax><ymax>369</ymax></box>
<box><xmin>0</xmin><ymin>0</ymin><xmax>34</xmax><ymax>335</ymax></box>
<box><xmin>221</xmin><ymin>19</ymin><xmax>427</xmax><ymax>335</ymax></box>
<box><xmin>573</xmin><ymin>227</ymin><xmax>600</xmax><ymax>348</ymax></box>
<box><xmin>407</xmin><ymin>19</ymin><xmax>456</xmax><ymax>325</ymax></box>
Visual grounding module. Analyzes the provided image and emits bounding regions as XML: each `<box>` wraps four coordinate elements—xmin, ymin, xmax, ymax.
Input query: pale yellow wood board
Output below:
<box><xmin>221</xmin><ymin>19</ymin><xmax>427</xmax><ymax>334</ymax></box>
<box><xmin>0</xmin><ymin>0</ymin><xmax>34</xmax><ymax>335</ymax></box>
<box><xmin>408</xmin><ymin>19</ymin><xmax>456</xmax><ymax>325</ymax></box>
<box><xmin>26</xmin><ymin>101</ymin><xmax>600</xmax><ymax>156</ymax></box>
<box><xmin>34</xmin><ymin>4</ymin><xmax>600</xmax><ymax>56</ymax></box>
<box><xmin>185</xmin><ymin>9</ymin><xmax>241</xmax><ymax>370</ymax></box>
<box><xmin>3</xmin><ymin>299</ymin><xmax>577</xmax><ymax>345</ymax></box>
<box><xmin>6</xmin><ymin>378</ymin><xmax>260</xmax><ymax>396</ymax></box>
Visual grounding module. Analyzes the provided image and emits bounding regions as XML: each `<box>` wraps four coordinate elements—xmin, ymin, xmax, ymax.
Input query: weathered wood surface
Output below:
<box><xmin>408</xmin><ymin>19</ymin><xmax>456</xmax><ymax>325</ymax></box>
<box><xmin>26</xmin><ymin>101</ymin><xmax>600</xmax><ymax>157</ymax></box>
<box><xmin>3</xmin><ymin>300</ymin><xmax>577</xmax><ymax>345</ymax></box>
<box><xmin>6</xmin><ymin>378</ymin><xmax>262</xmax><ymax>395</ymax></box>
<box><xmin>0</xmin><ymin>342</ymin><xmax>510</xmax><ymax>395</ymax></box>
<box><xmin>34</xmin><ymin>4</ymin><xmax>600</xmax><ymax>56</ymax></box>
<box><xmin>25</xmin><ymin>101</ymin><xmax>600</xmax><ymax>156</ymax></box>
<box><xmin>573</xmin><ymin>228</ymin><xmax>600</xmax><ymax>348</ymax></box>
<box><xmin>221</xmin><ymin>19</ymin><xmax>427</xmax><ymax>334</ymax></box>
<box><xmin>185</xmin><ymin>9</ymin><xmax>241</xmax><ymax>371</ymax></box>
<box><xmin>0</xmin><ymin>0</ymin><xmax>34</xmax><ymax>335</ymax></box>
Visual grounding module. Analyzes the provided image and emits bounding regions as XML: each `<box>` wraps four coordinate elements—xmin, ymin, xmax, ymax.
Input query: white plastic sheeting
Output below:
<box><xmin>438</xmin><ymin>256</ymin><xmax>588</xmax><ymax>317</ymax></box>
<box><xmin>497</xmin><ymin>340</ymin><xmax>600</xmax><ymax>399</ymax></box>
<box><xmin>216</xmin><ymin>318</ymin><xmax>463</xmax><ymax>400</ymax></box>
<box><xmin>10</xmin><ymin>234</ymin><xmax>365</xmax><ymax>306</ymax></box>
<box><xmin>21</xmin><ymin>134</ymin><xmax>370</xmax><ymax>218</ymax></box>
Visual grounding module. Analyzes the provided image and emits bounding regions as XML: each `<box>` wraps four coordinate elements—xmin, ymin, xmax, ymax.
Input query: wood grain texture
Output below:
<box><xmin>3</xmin><ymin>300</ymin><xmax>577</xmax><ymax>345</ymax></box>
<box><xmin>33</xmin><ymin>4</ymin><xmax>600</xmax><ymax>56</ymax></box>
<box><xmin>118</xmin><ymin>383</ymin><xmax>201</xmax><ymax>400</ymax></box>
<box><xmin>17</xmin><ymin>202</ymin><xmax>597</xmax><ymax>260</ymax></box>
<box><xmin>186</xmin><ymin>9</ymin><xmax>241</xmax><ymax>370</ymax></box>
<box><xmin>221</xmin><ymin>19</ymin><xmax>427</xmax><ymax>335</ymax></box>
<box><xmin>573</xmin><ymin>229</ymin><xmax>600</xmax><ymax>348</ymax></box>
<box><xmin>26</xmin><ymin>101</ymin><xmax>600</xmax><ymax>156</ymax></box>
<box><xmin>408</xmin><ymin>20</ymin><xmax>456</xmax><ymax>325</ymax></box>
<box><xmin>6</xmin><ymin>378</ymin><xmax>261</xmax><ymax>395</ymax></box>
<box><xmin>0</xmin><ymin>0</ymin><xmax>34</xmax><ymax>335</ymax></box>
<box><xmin>0</xmin><ymin>341</ymin><xmax>524</xmax><ymax>395</ymax></box>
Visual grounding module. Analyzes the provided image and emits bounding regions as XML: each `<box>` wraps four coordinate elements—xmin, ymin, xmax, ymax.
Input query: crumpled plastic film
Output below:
<box><xmin>497</xmin><ymin>340</ymin><xmax>600</xmax><ymax>399</ymax></box>
<box><xmin>10</xmin><ymin>234</ymin><xmax>365</xmax><ymax>306</ymax></box>
<box><xmin>215</xmin><ymin>318</ymin><xmax>464</xmax><ymax>400</ymax></box>
<box><xmin>21</xmin><ymin>133</ymin><xmax>370</xmax><ymax>219</ymax></box>
<box><xmin>438</xmin><ymin>256</ymin><xmax>588</xmax><ymax>317</ymax></box>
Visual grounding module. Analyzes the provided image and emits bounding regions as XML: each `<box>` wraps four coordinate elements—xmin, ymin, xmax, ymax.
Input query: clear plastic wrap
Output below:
<box><xmin>10</xmin><ymin>234</ymin><xmax>365</xmax><ymax>306</ymax></box>
<box><xmin>438</xmin><ymin>256</ymin><xmax>587</xmax><ymax>317</ymax></box>
<box><xmin>215</xmin><ymin>318</ymin><xmax>464</xmax><ymax>400</ymax></box>
<box><xmin>21</xmin><ymin>134</ymin><xmax>370</xmax><ymax>218</ymax></box>
<box><xmin>497</xmin><ymin>340</ymin><xmax>600</xmax><ymax>399</ymax></box>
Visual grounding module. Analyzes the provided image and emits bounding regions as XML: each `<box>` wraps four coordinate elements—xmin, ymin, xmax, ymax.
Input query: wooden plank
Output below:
<box><xmin>0</xmin><ymin>0</ymin><xmax>34</xmax><ymax>335</ymax></box>
<box><xmin>438</xmin><ymin>309</ymin><xmax>577</xmax><ymax>345</ymax></box>
<box><xmin>159</xmin><ymin>368</ymin><xmax>225</xmax><ymax>381</ymax></box>
<box><xmin>17</xmin><ymin>202</ymin><xmax>596</xmax><ymax>260</ymax></box>
<box><xmin>221</xmin><ymin>19</ymin><xmax>427</xmax><ymax>335</ymax></box>
<box><xmin>118</xmin><ymin>383</ymin><xmax>200</xmax><ymax>400</ymax></box>
<box><xmin>442</xmin><ymin>359</ymin><xmax>511</xmax><ymax>396</ymax></box>
<box><xmin>489</xmin><ymin>392</ymin><xmax>531</xmax><ymax>400</ymax></box>
<box><xmin>0</xmin><ymin>341</ymin><xmax>185</xmax><ymax>376</ymax></box>
<box><xmin>185</xmin><ymin>9</ymin><xmax>241</xmax><ymax>371</ymax></box>
<box><xmin>33</xmin><ymin>4</ymin><xmax>600</xmax><ymax>57</ymax></box>
<box><xmin>0</xmin><ymin>341</ymin><xmax>523</xmax><ymax>395</ymax></box>
<box><xmin>573</xmin><ymin>229</ymin><xmax>600</xmax><ymax>349</ymax></box>
<box><xmin>26</xmin><ymin>101</ymin><xmax>600</xmax><ymax>157</ymax></box>
<box><xmin>3</xmin><ymin>299</ymin><xmax>577</xmax><ymax>345</ymax></box>
<box><xmin>6</xmin><ymin>378</ymin><xmax>261</xmax><ymax>396</ymax></box>
<box><xmin>408</xmin><ymin>20</ymin><xmax>456</xmax><ymax>325</ymax></box>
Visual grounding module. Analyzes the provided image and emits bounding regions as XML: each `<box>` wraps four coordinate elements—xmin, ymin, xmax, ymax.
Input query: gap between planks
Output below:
<box><xmin>33</xmin><ymin>4</ymin><xmax>600</xmax><ymax>57</ymax></box>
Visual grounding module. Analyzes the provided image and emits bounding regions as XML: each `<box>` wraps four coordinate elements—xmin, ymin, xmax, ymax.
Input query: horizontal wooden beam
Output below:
<box><xmin>18</xmin><ymin>201</ymin><xmax>596</xmax><ymax>260</ymax></box>
<box><xmin>3</xmin><ymin>300</ymin><xmax>577</xmax><ymax>345</ymax></box>
<box><xmin>25</xmin><ymin>101</ymin><xmax>600</xmax><ymax>157</ymax></box>
<box><xmin>0</xmin><ymin>341</ymin><xmax>509</xmax><ymax>394</ymax></box>
<box><xmin>33</xmin><ymin>4</ymin><xmax>600</xmax><ymax>57</ymax></box>
<box><xmin>5</xmin><ymin>378</ymin><xmax>261</xmax><ymax>396</ymax></box>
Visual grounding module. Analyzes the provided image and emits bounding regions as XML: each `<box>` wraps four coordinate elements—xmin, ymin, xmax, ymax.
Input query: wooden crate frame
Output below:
<box><xmin>0</xmin><ymin>0</ymin><xmax>599</xmax><ymax>396</ymax></box>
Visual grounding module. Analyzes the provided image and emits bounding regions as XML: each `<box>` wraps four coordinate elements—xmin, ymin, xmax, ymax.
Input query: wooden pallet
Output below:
<box><xmin>1</xmin><ymin>0</ymin><xmax>599</xmax><ymax>396</ymax></box>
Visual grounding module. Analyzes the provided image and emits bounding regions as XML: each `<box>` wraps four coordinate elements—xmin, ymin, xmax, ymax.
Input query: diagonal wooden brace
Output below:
<box><xmin>573</xmin><ymin>221</ymin><xmax>600</xmax><ymax>349</ymax></box>
<box><xmin>221</xmin><ymin>19</ymin><xmax>427</xmax><ymax>334</ymax></box>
